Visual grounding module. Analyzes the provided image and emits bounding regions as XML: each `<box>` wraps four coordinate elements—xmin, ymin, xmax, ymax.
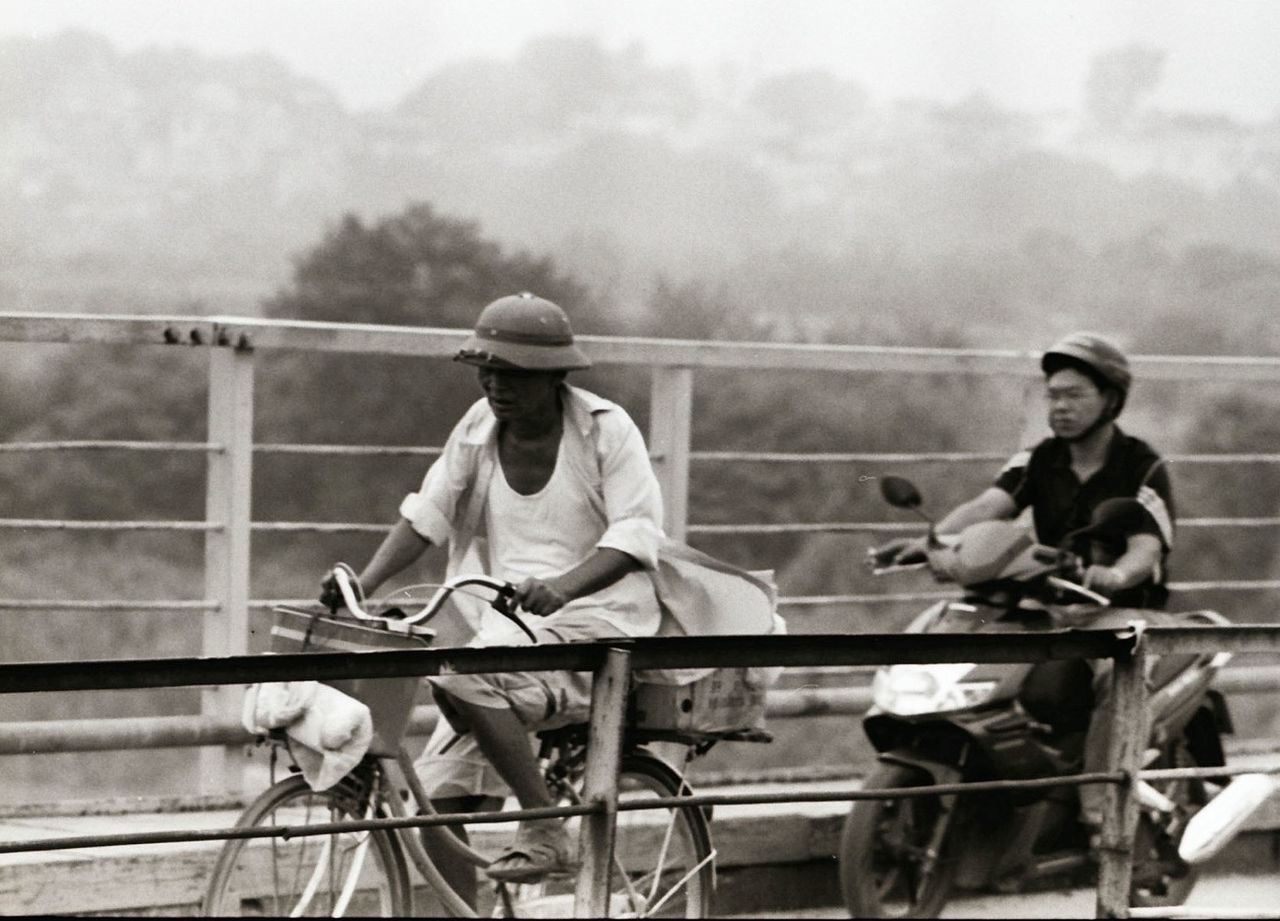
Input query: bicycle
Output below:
<box><xmin>201</xmin><ymin>568</ymin><xmax>772</xmax><ymax>917</ymax></box>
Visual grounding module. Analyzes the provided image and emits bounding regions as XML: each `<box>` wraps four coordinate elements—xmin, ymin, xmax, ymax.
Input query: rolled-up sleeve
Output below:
<box><xmin>398</xmin><ymin>405</ymin><xmax>485</xmax><ymax>546</ymax></box>
<box><xmin>593</xmin><ymin>412</ymin><xmax>664</xmax><ymax>570</ymax></box>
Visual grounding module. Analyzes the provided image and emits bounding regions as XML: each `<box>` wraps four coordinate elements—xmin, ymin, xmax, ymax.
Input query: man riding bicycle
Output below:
<box><xmin>874</xmin><ymin>332</ymin><xmax>1177</xmax><ymax>832</ymax></box>
<box><xmin>322</xmin><ymin>292</ymin><xmax>666</xmax><ymax>902</ymax></box>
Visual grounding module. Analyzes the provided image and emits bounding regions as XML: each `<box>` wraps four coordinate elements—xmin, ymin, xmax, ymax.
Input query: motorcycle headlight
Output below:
<box><xmin>872</xmin><ymin>664</ymin><xmax>995</xmax><ymax>716</ymax></box>
<box><xmin>941</xmin><ymin>680</ymin><xmax>999</xmax><ymax>711</ymax></box>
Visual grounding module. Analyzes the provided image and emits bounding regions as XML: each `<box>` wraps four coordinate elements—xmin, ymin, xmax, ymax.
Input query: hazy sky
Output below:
<box><xmin>4</xmin><ymin>0</ymin><xmax>1280</xmax><ymax>119</ymax></box>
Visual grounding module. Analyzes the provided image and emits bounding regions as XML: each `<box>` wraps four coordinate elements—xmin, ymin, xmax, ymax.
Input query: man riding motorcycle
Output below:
<box><xmin>874</xmin><ymin>331</ymin><xmax>1177</xmax><ymax>832</ymax></box>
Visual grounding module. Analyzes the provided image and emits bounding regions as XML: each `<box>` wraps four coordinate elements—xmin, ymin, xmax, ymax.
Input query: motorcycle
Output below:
<box><xmin>837</xmin><ymin>475</ymin><xmax>1246</xmax><ymax>918</ymax></box>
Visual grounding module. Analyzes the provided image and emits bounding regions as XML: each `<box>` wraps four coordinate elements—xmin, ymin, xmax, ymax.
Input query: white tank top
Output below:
<box><xmin>485</xmin><ymin>438</ymin><xmax>660</xmax><ymax>637</ymax></box>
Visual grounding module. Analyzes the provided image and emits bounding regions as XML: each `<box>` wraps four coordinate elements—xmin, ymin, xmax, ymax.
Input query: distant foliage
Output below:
<box><xmin>253</xmin><ymin>204</ymin><xmax>597</xmax><ymax>525</ymax></box>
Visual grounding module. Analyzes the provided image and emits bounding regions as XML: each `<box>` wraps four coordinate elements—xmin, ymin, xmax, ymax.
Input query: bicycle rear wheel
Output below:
<box><xmin>202</xmin><ymin>772</ymin><xmax>409</xmax><ymax>917</ymax></box>
<box><xmin>501</xmin><ymin>751</ymin><xmax>714</xmax><ymax>918</ymax></box>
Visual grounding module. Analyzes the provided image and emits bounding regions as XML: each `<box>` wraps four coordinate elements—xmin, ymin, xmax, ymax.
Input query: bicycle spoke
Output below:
<box><xmin>644</xmin><ymin>849</ymin><xmax>716</xmax><ymax>917</ymax></box>
<box><xmin>289</xmin><ymin>834</ymin><xmax>333</xmax><ymax>916</ymax></box>
<box><xmin>644</xmin><ymin>804</ymin><xmax>679</xmax><ymax>904</ymax></box>
<box><xmin>331</xmin><ymin>805</ymin><xmax>376</xmax><ymax>916</ymax></box>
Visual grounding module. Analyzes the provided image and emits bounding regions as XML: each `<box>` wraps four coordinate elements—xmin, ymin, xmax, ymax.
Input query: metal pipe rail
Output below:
<box><xmin>3</xmin><ymin>663</ymin><xmax>1279</xmax><ymax>757</ymax></box>
<box><xmin>4</xmin><ymin>310</ymin><xmax>1280</xmax><ymax>800</ymax></box>
<box><xmin>0</xmin><ymin>630</ymin><xmax>1139</xmax><ymax>695</ymax></box>
<box><xmin>1</xmin><ymin>624</ymin><xmax>1279</xmax><ymax>919</ymax></box>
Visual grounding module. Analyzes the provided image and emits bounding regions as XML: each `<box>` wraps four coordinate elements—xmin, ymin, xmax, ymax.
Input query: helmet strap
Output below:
<box><xmin>1062</xmin><ymin>401</ymin><xmax>1115</xmax><ymax>444</ymax></box>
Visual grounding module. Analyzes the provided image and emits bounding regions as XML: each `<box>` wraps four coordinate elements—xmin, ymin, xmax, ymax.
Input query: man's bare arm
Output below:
<box><xmin>358</xmin><ymin>518</ymin><xmax>433</xmax><ymax>596</ymax></box>
<box><xmin>935</xmin><ymin>487</ymin><xmax>1018</xmax><ymax>535</ymax></box>
<box><xmin>513</xmin><ymin>547</ymin><xmax>640</xmax><ymax>617</ymax></box>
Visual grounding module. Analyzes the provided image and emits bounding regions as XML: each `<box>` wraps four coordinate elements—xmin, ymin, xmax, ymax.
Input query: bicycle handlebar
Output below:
<box><xmin>1045</xmin><ymin>575</ymin><xmax>1112</xmax><ymax>607</ymax></box>
<box><xmin>329</xmin><ymin>567</ymin><xmax>538</xmax><ymax>643</ymax></box>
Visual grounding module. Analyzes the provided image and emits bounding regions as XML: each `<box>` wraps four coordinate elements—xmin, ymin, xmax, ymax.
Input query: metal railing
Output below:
<box><xmin>2</xmin><ymin>311</ymin><xmax>1280</xmax><ymax>790</ymax></box>
<box><xmin>0</xmin><ymin>625</ymin><xmax>1277</xmax><ymax>918</ymax></box>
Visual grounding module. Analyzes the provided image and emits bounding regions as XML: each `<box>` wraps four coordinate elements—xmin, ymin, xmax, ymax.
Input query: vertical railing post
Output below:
<box><xmin>1095</xmin><ymin>625</ymin><xmax>1150</xmax><ymax>919</ymax></box>
<box><xmin>649</xmin><ymin>367</ymin><xmax>693</xmax><ymax>541</ymax></box>
<box><xmin>199</xmin><ymin>344</ymin><xmax>255</xmax><ymax>795</ymax></box>
<box><xmin>1016</xmin><ymin>372</ymin><xmax>1044</xmax><ymax>448</ymax></box>
<box><xmin>574</xmin><ymin>646</ymin><xmax>631</xmax><ymax>917</ymax></box>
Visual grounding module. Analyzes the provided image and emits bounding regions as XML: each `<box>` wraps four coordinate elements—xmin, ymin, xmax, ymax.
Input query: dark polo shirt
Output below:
<box><xmin>993</xmin><ymin>427</ymin><xmax>1174</xmax><ymax>608</ymax></box>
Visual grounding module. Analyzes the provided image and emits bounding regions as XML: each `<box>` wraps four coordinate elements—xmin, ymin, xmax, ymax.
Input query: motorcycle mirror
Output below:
<box><xmin>1059</xmin><ymin>497</ymin><xmax>1150</xmax><ymax>548</ymax></box>
<box><xmin>880</xmin><ymin>476</ymin><xmax>924</xmax><ymax>510</ymax></box>
<box><xmin>1091</xmin><ymin>497</ymin><xmax>1148</xmax><ymax>533</ymax></box>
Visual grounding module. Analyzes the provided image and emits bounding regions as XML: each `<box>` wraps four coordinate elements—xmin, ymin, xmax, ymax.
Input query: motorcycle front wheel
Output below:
<box><xmin>838</xmin><ymin>762</ymin><xmax>957</xmax><ymax>919</ymax></box>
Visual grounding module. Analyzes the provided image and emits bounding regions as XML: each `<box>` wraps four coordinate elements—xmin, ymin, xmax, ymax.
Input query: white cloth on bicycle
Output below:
<box><xmin>242</xmin><ymin>681</ymin><xmax>373</xmax><ymax>791</ymax></box>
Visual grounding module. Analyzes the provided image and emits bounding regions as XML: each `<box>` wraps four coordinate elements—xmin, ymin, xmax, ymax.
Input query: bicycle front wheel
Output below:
<box><xmin>202</xmin><ymin>772</ymin><xmax>410</xmax><ymax>917</ymax></box>
<box><xmin>501</xmin><ymin>752</ymin><xmax>714</xmax><ymax>918</ymax></box>
<box><xmin>611</xmin><ymin>752</ymin><xmax>714</xmax><ymax>917</ymax></box>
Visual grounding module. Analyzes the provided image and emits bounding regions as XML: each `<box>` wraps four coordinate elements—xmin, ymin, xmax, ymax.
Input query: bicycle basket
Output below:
<box><xmin>265</xmin><ymin>605</ymin><xmax>434</xmax><ymax>756</ymax></box>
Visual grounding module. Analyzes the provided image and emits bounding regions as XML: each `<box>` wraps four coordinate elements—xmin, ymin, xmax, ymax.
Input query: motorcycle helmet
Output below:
<box><xmin>1040</xmin><ymin>332</ymin><xmax>1132</xmax><ymax>419</ymax></box>
<box><xmin>455</xmin><ymin>292</ymin><xmax>592</xmax><ymax>371</ymax></box>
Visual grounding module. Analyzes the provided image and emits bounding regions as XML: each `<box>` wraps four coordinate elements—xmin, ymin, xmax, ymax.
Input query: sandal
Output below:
<box><xmin>485</xmin><ymin>819</ymin><xmax>577</xmax><ymax>883</ymax></box>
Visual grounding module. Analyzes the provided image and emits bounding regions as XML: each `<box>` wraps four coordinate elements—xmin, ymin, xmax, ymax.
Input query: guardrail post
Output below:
<box><xmin>649</xmin><ymin>367</ymin><xmax>692</xmax><ymax>541</ymax></box>
<box><xmin>1017</xmin><ymin>373</ymin><xmax>1045</xmax><ymax>446</ymax></box>
<box><xmin>1095</xmin><ymin>628</ymin><xmax>1150</xmax><ymax>919</ymax></box>
<box><xmin>199</xmin><ymin>344</ymin><xmax>255</xmax><ymax>795</ymax></box>
<box><xmin>574</xmin><ymin>646</ymin><xmax>631</xmax><ymax>917</ymax></box>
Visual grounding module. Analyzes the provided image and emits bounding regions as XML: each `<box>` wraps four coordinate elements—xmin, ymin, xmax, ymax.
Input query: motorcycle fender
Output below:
<box><xmin>877</xmin><ymin>750</ymin><xmax>963</xmax><ymax>787</ymax></box>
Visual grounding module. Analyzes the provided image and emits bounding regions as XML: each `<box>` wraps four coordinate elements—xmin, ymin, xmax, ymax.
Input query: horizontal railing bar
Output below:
<box><xmin>1140</xmin><ymin>762</ymin><xmax>1280</xmax><ymax>782</ymax></box>
<box><xmin>7</xmin><ymin>311</ymin><xmax>1280</xmax><ymax>381</ymax></box>
<box><xmin>694</xmin><ymin>451</ymin><xmax>1280</xmax><ymax>465</ymax></box>
<box><xmin>1130</xmin><ymin>908</ymin><xmax>1278</xmax><ymax>920</ymax></box>
<box><xmin>6</xmin><ymin>665</ymin><xmax>1279</xmax><ymax>755</ymax></box>
<box><xmin>0</xmin><ymin>519</ymin><xmax>219</xmax><ymax>531</ymax></box>
<box><xmin>617</xmin><ymin>773</ymin><xmax>1124</xmax><ymax>814</ymax></box>
<box><xmin>690</xmin><ymin>522</ymin><xmax>918</xmax><ymax>535</ymax></box>
<box><xmin>690</xmin><ymin>517</ymin><xmax>1280</xmax><ymax>535</ymax></box>
<box><xmin>0</xmin><ymin>599</ymin><xmax>217</xmax><ymax>611</ymax></box>
<box><xmin>0</xmin><ymin>802</ymin><xmax>600</xmax><ymax>856</ymax></box>
<box><xmin>251</xmin><ymin>521</ymin><xmax>391</xmax><ymax>533</ymax></box>
<box><xmin>779</xmin><ymin>592</ymin><xmax>955</xmax><ymax>606</ymax></box>
<box><xmin>0</xmin><ymin>440</ymin><xmax>218</xmax><ymax>453</ymax></box>
<box><xmin>0</xmin><ymin>772</ymin><xmax>1134</xmax><ymax>856</ymax></box>
<box><xmin>254</xmin><ymin>443</ymin><xmax>442</xmax><ymax>457</ymax></box>
<box><xmin>0</xmin><ymin>628</ymin><xmax>1273</xmax><ymax>697</ymax></box>
<box><xmin>6</xmin><ymin>516</ymin><xmax>1280</xmax><ymax>537</ymax></box>
<box><xmin>1168</xmin><ymin>580</ymin><xmax>1280</xmax><ymax>591</ymax></box>
<box><xmin>1145</xmin><ymin>625</ymin><xmax>1280</xmax><ymax>655</ymax></box>
<box><xmin>6</xmin><ymin>757</ymin><xmax>1275</xmax><ymax>859</ymax></box>
<box><xmin>0</xmin><ymin>631</ymin><xmax>1162</xmax><ymax>696</ymax></box>
<box><xmin>1</xmin><ymin>578</ymin><xmax>1274</xmax><ymax>614</ymax></box>
<box><xmin>7</xmin><ymin>438</ymin><xmax>1280</xmax><ymax>467</ymax></box>
<box><xmin>691</xmin><ymin>451</ymin><xmax>1009</xmax><ymax>464</ymax></box>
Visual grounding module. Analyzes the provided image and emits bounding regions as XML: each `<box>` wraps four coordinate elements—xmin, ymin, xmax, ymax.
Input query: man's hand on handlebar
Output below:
<box><xmin>319</xmin><ymin>572</ymin><xmax>345</xmax><ymax>613</ymax></box>
<box><xmin>867</xmin><ymin>536</ymin><xmax>929</xmax><ymax>569</ymax></box>
<box><xmin>1082</xmin><ymin>564</ymin><xmax>1126</xmax><ymax>596</ymax></box>
<box><xmin>511</xmin><ymin>576</ymin><xmax>571</xmax><ymax>617</ymax></box>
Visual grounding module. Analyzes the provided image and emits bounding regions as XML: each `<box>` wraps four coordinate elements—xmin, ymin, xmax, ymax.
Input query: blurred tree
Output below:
<box><xmin>1085</xmin><ymin>44</ymin><xmax>1166</xmax><ymax>131</ymax></box>
<box><xmin>254</xmin><ymin>203</ymin><xmax>598</xmax><ymax>524</ymax></box>
<box><xmin>749</xmin><ymin>70</ymin><xmax>868</xmax><ymax>137</ymax></box>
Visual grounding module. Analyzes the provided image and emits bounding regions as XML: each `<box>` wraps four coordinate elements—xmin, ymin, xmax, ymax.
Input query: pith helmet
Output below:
<box><xmin>455</xmin><ymin>293</ymin><xmax>592</xmax><ymax>371</ymax></box>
